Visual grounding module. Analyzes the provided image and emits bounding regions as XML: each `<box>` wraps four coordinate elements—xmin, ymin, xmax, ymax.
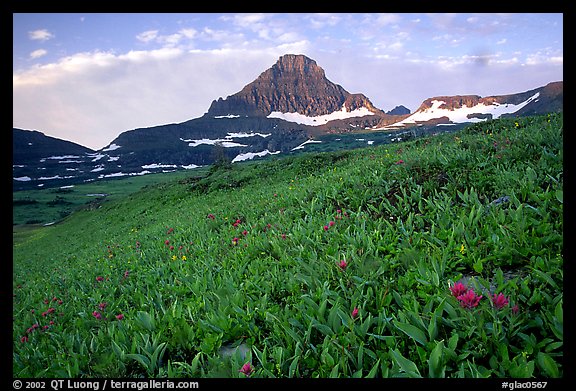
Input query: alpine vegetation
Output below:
<box><xmin>13</xmin><ymin>113</ymin><xmax>563</xmax><ymax>378</ymax></box>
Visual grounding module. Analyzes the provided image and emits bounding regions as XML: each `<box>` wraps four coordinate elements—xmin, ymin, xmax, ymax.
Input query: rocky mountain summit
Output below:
<box><xmin>206</xmin><ymin>54</ymin><xmax>383</xmax><ymax>118</ymax></box>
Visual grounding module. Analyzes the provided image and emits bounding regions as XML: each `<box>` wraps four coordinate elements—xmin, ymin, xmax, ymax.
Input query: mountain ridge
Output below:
<box><xmin>12</xmin><ymin>54</ymin><xmax>563</xmax><ymax>191</ymax></box>
<box><xmin>205</xmin><ymin>54</ymin><xmax>384</xmax><ymax>118</ymax></box>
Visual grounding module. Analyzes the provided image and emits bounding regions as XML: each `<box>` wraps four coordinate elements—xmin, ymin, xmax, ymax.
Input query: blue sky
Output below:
<box><xmin>13</xmin><ymin>13</ymin><xmax>563</xmax><ymax>150</ymax></box>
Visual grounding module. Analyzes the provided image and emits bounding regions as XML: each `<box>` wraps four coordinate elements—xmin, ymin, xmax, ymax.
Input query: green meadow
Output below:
<box><xmin>12</xmin><ymin>113</ymin><xmax>563</xmax><ymax>378</ymax></box>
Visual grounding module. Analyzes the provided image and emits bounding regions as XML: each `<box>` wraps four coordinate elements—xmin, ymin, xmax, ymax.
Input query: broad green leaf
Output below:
<box><xmin>329</xmin><ymin>363</ymin><xmax>340</xmax><ymax>378</ymax></box>
<box><xmin>313</xmin><ymin>322</ymin><xmax>335</xmax><ymax>336</ymax></box>
<box><xmin>366</xmin><ymin>358</ymin><xmax>380</xmax><ymax>378</ymax></box>
<box><xmin>190</xmin><ymin>352</ymin><xmax>202</xmax><ymax>375</ymax></box>
<box><xmin>393</xmin><ymin>320</ymin><xmax>428</xmax><ymax>346</ymax></box>
<box><xmin>288</xmin><ymin>355</ymin><xmax>299</xmax><ymax>378</ymax></box>
<box><xmin>390</xmin><ymin>348</ymin><xmax>422</xmax><ymax>378</ymax></box>
<box><xmin>136</xmin><ymin>311</ymin><xmax>155</xmax><ymax>332</ymax></box>
<box><xmin>555</xmin><ymin>190</ymin><xmax>563</xmax><ymax>204</ymax></box>
<box><xmin>150</xmin><ymin>342</ymin><xmax>167</xmax><ymax>374</ymax></box>
<box><xmin>537</xmin><ymin>352</ymin><xmax>560</xmax><ymax>377</ymax></box>
<box><xmin>554</xmin><ymin>299</ymin><xmax>563</xmax><ymax>323</ymax></box>
<box><xmin>111</xmin><ymin>340</ymin><xmax>125</xmax><ymax>359</ymax></box>
<box><xmin>321</xmin><ymin>349</ymin><xmax>335</xmax><ymax>367</ymax></box>
<box><xmin>428</xmin><ymin>340</ymin><xmax>445</xmax><ymax>378</ymax></box>
<box><xmin>125</xmin><ymin>353</ymin><xmax>151</xmax><ymax>371</ymax></box>
<box><xmin>427</xmin><ymin>313</ymin><xmax>438</xmax><ymax>341</ymax></box>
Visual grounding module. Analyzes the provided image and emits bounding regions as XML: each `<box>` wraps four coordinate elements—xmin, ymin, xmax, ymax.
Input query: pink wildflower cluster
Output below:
<box><xmin>449</xmin><ymin>281</ymin><xmax>482</xmax><ymax>309</ymax></box>
<box><xmin>450</xmin><ymin>281</ymin><xmax>514</xmax><ymax>311</ymax></box>
<box><xmin>491</xmin><ymin>292</ymin><xmax>510</xmax><ymax>309</ymax></box>
<box><xmin>323</xmin><ymin>209</ymin><xmax>349</xmax><ymax>231</ymax></box>
<box><xmin>20</xmin><ymin>296</ymin><xmax>65</xmax><ymax>343</ymax></box>
<box><xmin>92</xmin><ymin>301</ymin><xmax>124</xmax><ymax>322</ymax></box>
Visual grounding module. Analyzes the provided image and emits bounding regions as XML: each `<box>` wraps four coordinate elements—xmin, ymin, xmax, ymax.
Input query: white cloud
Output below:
<box><xmin>225</xmin><ymin>13</ymin><xmax>269</xmax><ymax>28</ymax></box>
<box><xmin>136</xmin><ymin>28</ymin><xmax>198</xmax><ymax>47</ymax></box>
<box><xmin>308</xmin><ymin>13</ymin><xmax>342</xmax><ymax>29</ymax></box>
<box><xmin>28</xmin><ymin>29</ymin><xmax>54</xmax><ymax>41</ymax></box>
<box><xmin>30</xmin><ymin>49</ymin><xmax>47</xmax><ymax>59</ymax></box>
<box><xmin>375</xmin><ymin>14</ymin><xmax>401</xmax><ymax>26</ymax></box>
<box><xmin>179</xmin><ymin>28</ymin><xmax>197</xmax><ymax>39</ymax></box>
<box><xmin>13</xmin><ymin>48</ymin><xmax>282</xmax><ymax>150</ymax></box>
<box><xmin>496</xmin><ymin>38</ymin><xmax>507</xmax><ymax>45</ymax></box>
<box><xmin>136</xmin><ymin>30</ymin><xmax>159</xmax><ymax>43</ymax></box>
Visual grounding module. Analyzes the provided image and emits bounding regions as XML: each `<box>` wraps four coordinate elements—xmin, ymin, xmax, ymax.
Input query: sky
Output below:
<box><xmin>13</xmin><ymin>13</ymin><xmax>563</xmax><ymax>150</ymax></box>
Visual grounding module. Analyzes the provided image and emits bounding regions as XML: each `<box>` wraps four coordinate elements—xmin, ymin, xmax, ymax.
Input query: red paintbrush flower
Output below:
<box><xmin>491</xmin><ymin>293</ymin><xmax>509</xmax><ymax>309</ymax></box>
<box><xmin>239</xmin><ymin>362</ymin><xmax>253</xmax><ymax>377</ymax></box>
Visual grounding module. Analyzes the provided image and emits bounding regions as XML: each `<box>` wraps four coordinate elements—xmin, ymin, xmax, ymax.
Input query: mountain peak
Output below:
<box><xmin>271</xmin><ymin>54</ymin><xmax>325</xmax><ymax>78</ymax></box>
<box><xmin>205</xmin><ymin>54</ymin><xmax>380</xmax><ymax>118</ymax></box>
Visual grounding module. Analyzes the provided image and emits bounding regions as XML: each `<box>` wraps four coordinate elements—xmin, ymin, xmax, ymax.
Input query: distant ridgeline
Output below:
<box><xmin>13</xmin><ymin>54</ymin><xmax>563</xmax><ymax>191</ymax></box>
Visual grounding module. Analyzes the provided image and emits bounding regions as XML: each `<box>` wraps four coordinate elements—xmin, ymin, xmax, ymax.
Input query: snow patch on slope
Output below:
<box><xmin>379</xmin><ymin>93</ymin><xmax>540</xmax><ymax>130</ymax></box>
<box><xmin>268</xmin><ymin>105</ymin><xmax>374</xmax><ymax>126</ymax></box>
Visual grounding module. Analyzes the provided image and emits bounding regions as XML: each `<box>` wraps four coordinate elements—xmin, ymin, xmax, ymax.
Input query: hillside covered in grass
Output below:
<box><xmin>13</xmin><ymin>113</ymin><xmax>563</xmax><ymax>378</ymax></box>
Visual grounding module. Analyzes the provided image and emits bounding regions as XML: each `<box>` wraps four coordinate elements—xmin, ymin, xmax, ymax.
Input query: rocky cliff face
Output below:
<box><xmin>206</xmin><ymin>54</ymin><xmax>383</xmax><ymax>117</ymax></box>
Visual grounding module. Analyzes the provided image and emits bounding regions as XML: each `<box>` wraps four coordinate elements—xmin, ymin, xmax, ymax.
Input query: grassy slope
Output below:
<box><xmin>12</xmin><ymin>114</ymin><xmax>563</xmax><ymax>378</ymax></box>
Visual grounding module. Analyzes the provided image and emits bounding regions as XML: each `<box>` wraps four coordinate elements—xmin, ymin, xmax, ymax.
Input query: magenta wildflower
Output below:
<box><xmin>449</xmin><ymin>281</ymin><xmax>468</xmax><ymax>298</ymax></box>
<box><xmin>164</xmin><ymin>239</ymin><xmax>170</xmax><ymax>246</ymax></box>
<box><xmin>92</xmin><ymin>311</ymin><xmax>102</xmax><ymax>320</ymax></box>
<box><xmin>21</xmin><ymin>336</ymin><xmax>28</xmax><ymax>343</ymax></box>
<box><xmin>491</xmin><ymin>293</ymin><xmax>509</xmax><ymax>309</ymax></box>
<box><xmin>98</xmin><ymin>302</ymin><xmax>107</xmax><ymax>311</ymax></box>
<box><xmin>323</xmin><ymin>225</ymin><xmax>329</xmax><ymax>231</ymax></box>
<box><xmin>207</xmin><ymin>213</ymin><xmax>215</xmax><ymax>220</ymax></box>
<box><xmin>457</xmin><ymin>290</ymin><xmax>483</xmax><ymax>309</ymax></box>
<box><xmin>351</xmin><ymin>307</ymin><xmax>359</xmax><ymax>319</ymax></box>
<box><xmin>328</xmin><ymin>220</ymin><xmax>335</xmax><ymax>227</ymax></box>
<box><xmin>116</xmin><ymin>314</ymin><xmax>124</xmax><ymax>320</ymax></box>
<box><xmin>96</xmin><ymin>276</ymin><xmax>104</xmax><ymax>282</ymax></box>
<box><xmin>512</xmin><ymin>304</ymin><xmax>519</xmax><ymax>315</ymax></box>
<box><xmin>338</xmin><ymin>260</ymin><xmax>348</xmax><ymax>271</ymax></box>
<box><xmin>395</xmin><ymin>159</ymin><xmax>405</xmax><ymax>165</ymax></box>
<box><xmin>239</xmin><ymin>362</ymin><xmax>253</xmax><ymax>377</ymax></box>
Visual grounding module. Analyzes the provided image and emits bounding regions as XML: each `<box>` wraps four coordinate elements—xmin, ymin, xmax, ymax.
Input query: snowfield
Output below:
<box><xmin>180</xmin><ymin>131</ymin><xmax>271</xmax><ymax>148</ymax></box>
<box><xmin>232</xmin><ymin>150</ymin><xmax>280</xmax><ymax>163</ymax></box>
<box><xmin>291</xmin><ymin>139</ymin><xmax>322</xmax><ymax>151</ymax></box>
<box><xmin>267</xmin><ymin>105</ymin><xmax>374</xmax><ymax>126</ymax></box>
<box><xmin>379</xmin><ymin>93</ymin><xmax>540</xmax><ymax>130</ymax></box>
